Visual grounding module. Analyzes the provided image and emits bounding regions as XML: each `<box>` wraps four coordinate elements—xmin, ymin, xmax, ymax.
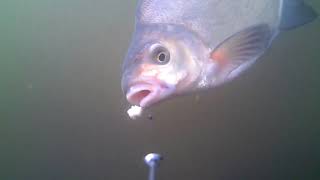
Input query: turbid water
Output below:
<box><xmin>0</xmin><ymin>0</ymin><xmax>319</xmax><ymax>179</ymax></box>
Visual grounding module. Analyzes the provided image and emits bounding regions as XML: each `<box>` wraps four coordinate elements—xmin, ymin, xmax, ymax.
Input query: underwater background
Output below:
<box><xmin>1</xmin><ymin>0</ymin><xmax>319</xmax><ymax>179</ymax></box>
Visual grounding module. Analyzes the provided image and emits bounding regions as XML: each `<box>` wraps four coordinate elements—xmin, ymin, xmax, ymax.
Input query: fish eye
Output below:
<box><xmin>150</xmin><ymin>44</ymin><xmax>170</xmax><ymax>65</ymax></box>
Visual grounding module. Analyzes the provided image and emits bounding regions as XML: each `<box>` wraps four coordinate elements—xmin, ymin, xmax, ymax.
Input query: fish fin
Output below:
<box><xmin>210</xmin><ymin>24</ymin><xmax>272</xmax><ymax>79</ymax></box>
<box><xmin>280</xmin><ymin>0</ymin><xmax>318</xmax><ymax>30</ymax></box>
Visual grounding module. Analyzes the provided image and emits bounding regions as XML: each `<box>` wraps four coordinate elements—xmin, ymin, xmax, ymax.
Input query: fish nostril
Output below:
<box><xmin>127</xmin><ymin>90</ymin><xmax>152</xmax><ymax>105</ymax></box>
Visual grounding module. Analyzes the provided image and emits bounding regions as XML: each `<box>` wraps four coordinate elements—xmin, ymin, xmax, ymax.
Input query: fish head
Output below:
<box><xmin>121</xmin><ymin>25</ymin><xmax>207</xmax><ymax>108</ymax></box>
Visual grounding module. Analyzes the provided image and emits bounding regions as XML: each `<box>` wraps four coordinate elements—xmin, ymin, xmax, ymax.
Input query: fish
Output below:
<box><xmin>121</xmin><ymin>0</ymin><xmax>318</xmax><ymax>108</ymax></box>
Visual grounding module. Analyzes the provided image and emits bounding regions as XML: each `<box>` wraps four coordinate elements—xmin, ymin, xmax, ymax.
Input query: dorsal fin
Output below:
<box><xmin>280</xmin><ymin>0</ymin><xmax>318</xmax><ymax>30</ymax></box>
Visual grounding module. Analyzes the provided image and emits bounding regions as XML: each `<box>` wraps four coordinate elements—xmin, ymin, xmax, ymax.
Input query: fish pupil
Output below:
<box><xmin>158</xmin><ymin>53</ymin><xmax>166</xmax><ymax>62</ymax></box>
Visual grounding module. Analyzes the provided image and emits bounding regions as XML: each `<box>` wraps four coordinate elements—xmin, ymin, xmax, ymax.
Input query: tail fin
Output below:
<box><xmin>280</xmin><ymin>0</ymin><xmax>318</xmax><ymax>30</ymax></box>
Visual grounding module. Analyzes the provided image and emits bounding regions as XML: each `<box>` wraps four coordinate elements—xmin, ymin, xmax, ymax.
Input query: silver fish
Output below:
<box><xmin>121</xmin><ymin>0</ymin><xmax>317</xmax><ymax>108</ymax></box>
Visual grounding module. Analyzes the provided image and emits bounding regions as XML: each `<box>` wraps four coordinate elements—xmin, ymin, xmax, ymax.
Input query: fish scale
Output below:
<box><xmin>137</xmin><ymin>0</ymin><xmax>280</xmax><ymax>48</ymax></box>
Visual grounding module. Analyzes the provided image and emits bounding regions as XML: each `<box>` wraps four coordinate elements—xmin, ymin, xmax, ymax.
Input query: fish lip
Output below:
<box><xmin>126</xmin><ymin>80</ymin><xmax>176</xmax><ymax>108</ymax></box>
<box><xmin>125</xmin><ymin>83</ymin><xmax>153</xmax><ymax>107</ymax></box>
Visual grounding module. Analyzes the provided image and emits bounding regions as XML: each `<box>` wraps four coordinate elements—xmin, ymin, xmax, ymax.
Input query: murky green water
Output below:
<box><xmin>0</xmin><ymin>1</ymin><xmax>319</xmax><ymax>179</ymax></box>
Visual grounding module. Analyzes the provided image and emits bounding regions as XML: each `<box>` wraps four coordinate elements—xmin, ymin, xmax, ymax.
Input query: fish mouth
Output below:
<box><xmin>126</xmin><ymin>81</ymin><xmax>175</xmax><ymax>108</ymax></box>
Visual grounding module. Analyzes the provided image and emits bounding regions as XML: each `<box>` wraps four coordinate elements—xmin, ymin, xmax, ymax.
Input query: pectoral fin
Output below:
<box><xmin>211</xmin><ymin>24</ymin><xmax>272</xmax><ymax>80</ymax></box>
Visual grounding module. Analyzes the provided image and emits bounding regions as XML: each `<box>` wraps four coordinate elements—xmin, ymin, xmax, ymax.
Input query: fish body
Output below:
<box><xmin>121</xmin><ymin>0</ymin><xmax>317</xmax><ymax>108</ymax></box>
